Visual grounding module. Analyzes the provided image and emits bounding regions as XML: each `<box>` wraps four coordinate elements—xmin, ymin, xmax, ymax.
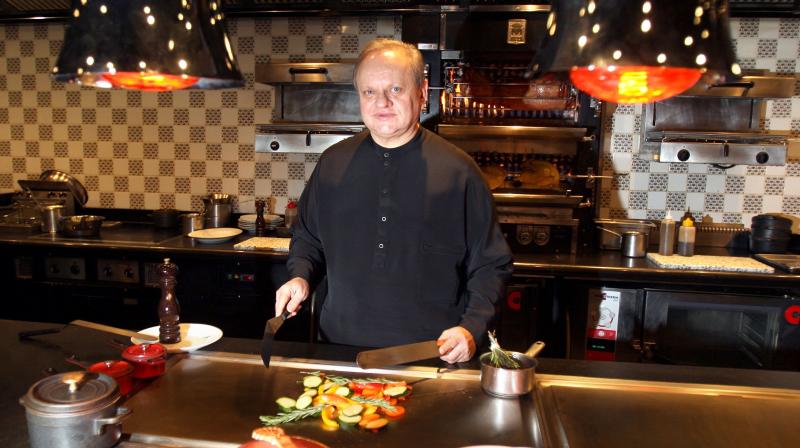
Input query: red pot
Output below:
<box><xmin>87</xmin><ymin>360</ymin><xmax>134</xmax><ymax>396</ymax></box>
<box><xmin>121</xmin><ymin>343</ymin><xmax>167</xmax><ymax>379</ymax></box>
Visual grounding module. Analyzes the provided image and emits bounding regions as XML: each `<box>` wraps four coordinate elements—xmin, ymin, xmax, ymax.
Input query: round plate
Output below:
<box><xmin>188</xmin><ymin>227</ymin><xmax>243</xmax><ymax>244</ymax></box>
<box><xmin>131</xmin><ymin>323</ymin><xmax>223</xmax><ymax>353</ymax></box>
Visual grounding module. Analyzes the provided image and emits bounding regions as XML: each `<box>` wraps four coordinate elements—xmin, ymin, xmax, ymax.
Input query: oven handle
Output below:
<box><xmin>288</xmin><ymin>67</ymin><xmax>329</xmax><ymax>75</ymax></box>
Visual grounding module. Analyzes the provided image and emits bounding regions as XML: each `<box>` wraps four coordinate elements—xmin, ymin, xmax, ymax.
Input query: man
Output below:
<box><xmin>274</xmin><ymin>38</ymin><xmax>513</xmax><ymax>363</ymax></box>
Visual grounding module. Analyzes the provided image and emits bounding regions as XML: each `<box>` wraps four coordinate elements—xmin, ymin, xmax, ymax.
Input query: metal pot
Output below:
<box><xmin>19</xmin><ymin>371</ymin><xmax>131</xmax><ymax>448</ymax></box>
<box><xmin>480</xmin><ymin>341</ymin><xmax>545</xmax><ymax>398</ymax></box>
<box><xmin>151</xmin><ymin>208</ymin><xmax>180</xmax><ymax>229</ymax></box>
<box><xmin>180</xmin><ymin>212</ymin><xmax>205</xmax><ymax>234</ymax></box>
<box><xmin>599</xmin><ymin>227</ymin><xmax>649</xmax><ymax>257</ymax></box>
<box><xmin>58</xmin><ymin>215</ymin><xmax>105</xmax><ymax>237</ymax></box>
<box><xmin>121</xmin><ymin>343</ymin><xmax>167</xmax><ymax>379</ymax></box>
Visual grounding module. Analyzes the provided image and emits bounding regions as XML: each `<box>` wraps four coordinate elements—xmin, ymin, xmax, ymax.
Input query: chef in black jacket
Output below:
<box><xmin>275</xmin><ymin>38</ymin><xmax>513</xmax><ymax>363</ymax></box>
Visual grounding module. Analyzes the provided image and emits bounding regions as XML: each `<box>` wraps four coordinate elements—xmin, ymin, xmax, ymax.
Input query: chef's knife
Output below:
<box><xmin>356</xmin><ymin>340</ymin><xmax>442</xmax><ymax>370</ymax></box>
<box><xmin>70</xmin><ymin>320</ymin><xmax>158</xmax><ymax>342</ymax></box>
<box><xmin>261</xmin><ymin>311</ymin><xmax>290</xmax><ymax>367</ymax></box>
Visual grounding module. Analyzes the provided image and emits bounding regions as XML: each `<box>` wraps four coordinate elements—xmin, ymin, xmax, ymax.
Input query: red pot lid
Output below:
<box><xmin>122</xmin><ymin>343</ymin><xmax>166</xmax><ymax>361</ymax></box>
<box><xmin>88</xmin><ymin>360</ymin><xmax>134</xmax><ymax>377</ymax></box>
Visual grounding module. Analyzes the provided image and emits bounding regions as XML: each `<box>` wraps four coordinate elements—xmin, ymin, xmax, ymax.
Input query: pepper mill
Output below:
<box><xmin>158</xmin><ymin>257</ymin><xmax>181</xmax><ymax>344</ymax></box>
<box><xmin>255</xmin><ymin>199</ymin><xmax>267</xmax><ymax>236</ymax></box>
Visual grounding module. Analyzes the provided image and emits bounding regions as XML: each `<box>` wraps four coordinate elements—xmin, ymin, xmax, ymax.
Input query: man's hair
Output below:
<box><xmin>353</xmin><ymin>38</ymin><xmax>425</xmax><ymax>89</ymax></box>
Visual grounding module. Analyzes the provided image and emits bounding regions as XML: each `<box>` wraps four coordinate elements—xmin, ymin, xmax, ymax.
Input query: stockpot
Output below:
<box><xmin>480</xmin><ymin>341</ymin><xmax>545</xmax><ymax>398</ymax></box>
<box><xmin>599</xmin><ymin>227</ymin><xmax>649</xmax><ymax>257</ymax></box>
<box><xmin>19</xmin><ymin>371</ymin><xmax>131</xmax><ymax>448</ymax></box>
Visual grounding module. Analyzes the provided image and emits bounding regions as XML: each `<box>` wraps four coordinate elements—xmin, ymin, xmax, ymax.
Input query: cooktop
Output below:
<box><xmin>28</xmin><ymin>222</ymin><xmax>181</xmax><ymax>245</ymax></box>
<box><xmin>752</xmin><ymin>253</ymin><xmax>800</xmax><ymax>273</ymax></box>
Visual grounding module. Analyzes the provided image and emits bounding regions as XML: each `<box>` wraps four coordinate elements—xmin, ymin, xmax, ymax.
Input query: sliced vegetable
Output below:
<box><xmin>334</xmin><ymin>386</ymin><xmax>351</xmax><ymax>397</ymax></box>
<box><xmin>275</xmin><ymin>397</ymin><xmax>296</xmax><ymax>412</ymax></box>
<box><xmin>383</xmin><ymin>385</ymin><xmax>407</xmax><ymax>397</ymax></box>
<box><xmin>341</xmin><ymin>403</ymin><xmax>364</xmax><ymax>417</ymax></box>
<box><xmin>316</xmin><ymin>393</ymin><xmax>351</xmax><ymax>408</ymax></box>
<box><xmin>381</xmin><ymin>405</ymin><xmax>406</xmax><ymax>419</ymax></box>
<box><xmin>302</xmin><ymin>375</ymin><xmax>323</xmax><ymax>388</ymax></box>
<box><xmin>295</xmin><ymin>394</ymin><xmax>313</xmax><ymax>410</ymax></box>
<box><xmin>301</xmin><ymin>389</ymin><xmax>317</xmax><ymax>397</ymax></box>
<box><xmin>320</xmin><ymin>405</ymin><xmax>339</xmax><ymax>430</ymax></box>
<box><xmin>364</xmin><ymin>418</ymin><xmax>389</xmax><ymax>430</ymax></box>
<box><xmin>338</xmin><ymin>414</ymin><xmax>362</xmax><ymax>426</ymax></box>
<box><xmin>357</xmin><ymin>413</ymin><xmax>380</xmax><ymax>428</ymax></box>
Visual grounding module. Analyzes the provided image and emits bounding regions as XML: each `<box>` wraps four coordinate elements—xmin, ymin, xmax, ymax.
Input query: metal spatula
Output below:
<box><xmin>260</xmin><ymin>311</ymin><xmax>289</xmax><ymax>368</ymax></box>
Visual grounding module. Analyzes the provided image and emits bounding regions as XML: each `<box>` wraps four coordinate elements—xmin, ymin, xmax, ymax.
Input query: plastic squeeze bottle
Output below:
<box><xmin>658</xmin><ymin>212</ymin><xmax>676</xmax><ymax>256</ymax></box>
<box><xmin>284</xmin><ymin>200</ymin><xmax>298</xmax><ymax>229</ymax></box>
<box><xmin>677</xmin><ymin>216</ymin><xmax>696</xmax><ymax>257</ymax></box>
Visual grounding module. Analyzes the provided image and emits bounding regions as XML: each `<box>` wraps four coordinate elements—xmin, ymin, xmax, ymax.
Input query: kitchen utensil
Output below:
<box><xmin>188</xmin><ymin>227</ymin><xmax>242</xmax><ymax>244</ymax></box>
<box><xmin>19</xmin><ymin>371</ymin><xmax>131</xmax><ymax>448</ymax></box>
<box><xmin>130</xmin><ymin>323</ymin><xmax>223</xmax><ymax>353</ymax></box>
<box><xmin>70</xmin><ymin>320</ymin><xmax>158</xmax><ymax>342</ymax></box>
<box><xmin>261</xmin><ymin>311</ymin><xmax>290</xmax><ymax>367</ymax></box>
<box><xmin>180</xmin><ymin>212</ymin><xmax>204</xmax><ymax>234</ymax></box>
<box><xmin>121</xmin><ymin>343</ymin><xmax>167</xmax><ymax>379</ymax></box>
<box><xmin>88</xmin><ymin>361</ymin><xmax>135</xmax><ymax>396</ymax></box>
<box><xmin>599</xmin><ymin>227</ymin><xmax>649</xmax><ymax>257</ymax></box>
<box><xmin>356</xmin><ymin>340</ymin><xmax>442</xmax><ymax>370</ymax></box>
<box><xmin>203</xmin><ymin>194</ymin><xmax>233</xmax><ymax>228</ymax></box>
<box><xmin>151</xmin><ymin>208</ymin><xmax>180</xmax><ymax>229</ymax></box>
<box><xmin>41</xmin><ymin>205</ymin><xmax>64</xmax><ymax>234</ymax></box>
<box><xmin>479</xmin><ymin>341</ymin><xmax>545</xmax><ymax>398</ymax></box>
<box><xmin>58</xmin><ymin>215</ymin><xmax>105</xmax><ymax>237</ymax></box>
<box><xmin>596</xmin><ymin>219</ymin><xmax>656</xmax><ymax>250</ymax></box>
<box><xmin>752</xmin><ymin>253</ymin><xmax>800</xmax><ymax>273</ymax></box>
<box><xmin>40</xmin><ymin>169</ymin><xmax>89</xmax><ymax>205</ymax></box>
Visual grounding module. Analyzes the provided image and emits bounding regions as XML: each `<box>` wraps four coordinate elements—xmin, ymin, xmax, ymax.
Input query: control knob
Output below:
<box><xmin>269</xmin><ymin>140</ymin><xmax>280</xmax><ymax>151</ymax></box>
<box><xmin>69</xmin><ymin>264</ymin><xmax>81</xmax><ymax>275</ymax></box>
<box><xmin>756</xmin><ymin>151</ymin><xmax>769</xmax><ymax>164</ymax></box>
<box><xmin>677</xmin><ymin>148</ymin><xmax>691</xmax><ymax>162</ymax></box>
<box><xmin>123</xmin><ymin>268</ymin><xmax>135</xmax><ymax>279</ymax></box>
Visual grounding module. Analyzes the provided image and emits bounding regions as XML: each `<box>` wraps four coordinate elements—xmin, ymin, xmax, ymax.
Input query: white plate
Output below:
<box><xmin>131</xmin><ymin>323</ymin><xmax>223</xmax><ymax>353</ymax></box>
<box><xmin>188</xmin><ymin>227</ymin><xmax>242</xmax><ymax>244</ymax></box>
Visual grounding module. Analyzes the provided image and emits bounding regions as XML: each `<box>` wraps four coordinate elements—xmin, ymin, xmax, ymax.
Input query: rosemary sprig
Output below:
<box><xmin>487</xmin><ymin>331</ymin><xmax>521</xmax><ymax>369</ymax></box>
<box><xmin>350</xmin><ymin>395</ymin><xmax>396</xmax><ymax>412</ymax></box>
<box><xmin>259</xmin><ymin>405</ymin><xmax>324</xmax><ymax>426</ymax></box>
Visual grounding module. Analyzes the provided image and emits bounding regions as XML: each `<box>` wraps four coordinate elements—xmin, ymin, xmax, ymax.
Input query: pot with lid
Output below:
<box><xmin>19</xmin><ymin>371</ymin><xmax>131</xmax><ymax>448</ymax></box>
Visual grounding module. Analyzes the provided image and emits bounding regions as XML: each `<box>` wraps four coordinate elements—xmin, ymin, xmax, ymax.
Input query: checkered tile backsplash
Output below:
<box><xmin>1</xmin><ymin>16</ymin><xmax>798</xmax><ymax>225</ymax></box>
<box><xmin>600</xmin><ymin>17</ymin><xmax>800</xmax><ymax>226</ymax></box>
<box><xmin>0</xmin><ymin>16</ymin><xmax>401</xmax><ymax>213</ymax></box>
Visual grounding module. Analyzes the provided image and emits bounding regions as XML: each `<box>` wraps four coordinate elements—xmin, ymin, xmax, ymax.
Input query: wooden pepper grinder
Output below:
<box><xmin>158</xmin><ymin>257</ymin><xmax>181</xmax><ymax>344</ymax></box>
<box><xmin>255</xmin><ymin>199</ymin><xmax>267</xmax><ymax>236</ymax></box>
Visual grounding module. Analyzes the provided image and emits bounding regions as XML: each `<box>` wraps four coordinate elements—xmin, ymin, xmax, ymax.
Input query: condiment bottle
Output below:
<box><xmin>658</xmin><ymin>212</ymin><xmax>676</xmax><ymax>256</ymax></box>
<box><xmin>255</xmin><ymin>199</ymin><xmax>267</xmax><ymax>236</ymax></box>
<box><xmin>677</xmin><ymin>217</ymin><xmax>696</xmax><ymax>257</ymax></box>
<box><xmin>284</xmin><ymin>200</ymin><xmax>298</xmax><ymax>229</ymax></box>
<box><xmin>158</xmin><ymin>258</ymin><xmax>181</xmax><ymax>344</ymax></box>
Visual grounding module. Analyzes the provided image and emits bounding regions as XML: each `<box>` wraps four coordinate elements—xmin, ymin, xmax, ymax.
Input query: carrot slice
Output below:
<box><xmin>365</xmin><ymin>418</ymin><xmax>389</xmax><ymax>430</ymax></box>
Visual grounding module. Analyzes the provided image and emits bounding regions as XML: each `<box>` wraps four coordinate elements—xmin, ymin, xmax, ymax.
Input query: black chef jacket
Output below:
<box><xmin>287</xmin><ymin>128</ymin><xmax>513</xmax><ymax>347</ymax></box>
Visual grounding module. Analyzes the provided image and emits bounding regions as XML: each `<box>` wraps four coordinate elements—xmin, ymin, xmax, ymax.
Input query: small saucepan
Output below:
<box><xmin>121</xmin><ymin>343</ymin><xmax>167</xmax><ymax>379</ymax></box>
<box><xmin>480</xmin><ymin>341</ymin><xmax>545</xmax><ymax>398</ymax></box>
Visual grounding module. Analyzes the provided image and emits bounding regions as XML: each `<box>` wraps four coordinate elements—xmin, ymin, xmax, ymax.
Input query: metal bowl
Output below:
<box><xmin>58</xmin><ymin>215</ymin><xmax>104</xmax><ymax>237</ymax></box>
<box><xmin>39</xmin><ymin>170</ymin><xmax>88</xmax><ymax>205</ymax></box>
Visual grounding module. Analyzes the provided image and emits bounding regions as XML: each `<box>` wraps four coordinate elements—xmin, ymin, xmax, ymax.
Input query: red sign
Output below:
<box><xmin>506</xmin><ymin>290</ymin><xmax>522</xmax><ymax>311</ymax></box>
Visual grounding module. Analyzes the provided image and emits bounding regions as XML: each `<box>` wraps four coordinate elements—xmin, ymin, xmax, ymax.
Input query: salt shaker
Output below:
<box><xmin>158</xmin><ymin>258</ymin><xmax>181</xmax><ymax>344</ymax></box>
<box><xmin>284</xmin><ymin>200</ymin><xmax>298</xmax><ymax>229</ymax></box>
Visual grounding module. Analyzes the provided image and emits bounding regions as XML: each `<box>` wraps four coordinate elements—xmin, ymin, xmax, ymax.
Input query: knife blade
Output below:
<box><xmin>261</xmin><ymin>311</ymin><xmax>289</xmax><ymax>368</ymax></box>
<box><xmin>356</xmin><ymin>340</ymin><xmax>442</xmax><ymax>370</ymax></box>
<box><xmin>70</xmin><ymin>320</ymin><xmax>158</xmax><ymax>342</ymax></box>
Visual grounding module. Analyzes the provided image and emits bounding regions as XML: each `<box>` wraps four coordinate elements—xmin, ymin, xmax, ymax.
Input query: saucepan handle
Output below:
<box><xmin>524</xmin><ymin>341</ymin><xmax>546</xmax><ymax>358</ymax></box>
<box><xmin>597</xmin><ymin>226</ymin><xmax>621</xmax><ymax>239</ymax></box>
<box><xmin>93</xmin><ymin>407</ymin><xmax>132</xmax><ymax>435</ymax></box>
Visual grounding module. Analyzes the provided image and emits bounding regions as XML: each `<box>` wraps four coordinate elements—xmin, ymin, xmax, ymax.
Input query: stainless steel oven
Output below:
<box><xmin>574</xmin><ymin>287</ymin><xmax>800</xmax><ymax>371</ymax></box>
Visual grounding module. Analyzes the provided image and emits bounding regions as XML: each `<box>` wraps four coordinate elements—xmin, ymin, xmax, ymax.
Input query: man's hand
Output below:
<box><xmin>436</xmin><ymin>326</ymin><xmax>476</xmax><ymax>364</ymax></box>
<box><xmin>275</xmin><ymin>277</ymin><xmax>310</xmax><ymax>317</ymax></box>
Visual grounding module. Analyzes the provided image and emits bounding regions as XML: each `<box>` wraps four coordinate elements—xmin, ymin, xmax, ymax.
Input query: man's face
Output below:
<box><xmin>356</xmin><ymin>50</ymin><xmax>428</xmax><ymax>148</ymax></box>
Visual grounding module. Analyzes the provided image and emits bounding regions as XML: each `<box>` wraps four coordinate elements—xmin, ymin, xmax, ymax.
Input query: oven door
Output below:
<box><xmin>642</xmin><ymin>290</ymin><xmax>800</xmax><ymax>370</ymax></box>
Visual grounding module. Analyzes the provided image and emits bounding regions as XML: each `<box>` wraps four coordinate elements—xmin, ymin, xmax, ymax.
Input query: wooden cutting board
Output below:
<box><xmin>233</xmin><ymin>237</ymin><xmax>291</xmax><ymax>252</ymax></box>
<box><xmin>646</xmin><ymin>253</ymin><xmax>774</xmax><ymax>273</ymax></box>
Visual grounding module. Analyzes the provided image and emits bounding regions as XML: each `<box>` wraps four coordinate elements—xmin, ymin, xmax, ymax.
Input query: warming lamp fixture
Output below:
<box><xmin>532</xmin><ymin>0</ymin><xmax>740</xmax><ymax>103</ymax></box>
<box><xmin>53</xmin><ymin>0</ymin><xmax>243</xmax><ymax>91</ymax></box>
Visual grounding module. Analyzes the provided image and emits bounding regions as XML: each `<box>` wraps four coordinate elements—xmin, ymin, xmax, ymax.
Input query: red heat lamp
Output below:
<box><xmin>533</xmin><ymin>0</ymin><xmax>739</xmax><ymax>104</ymax></box>
<box><xmin>53</xmin><ymin>1</ymin><xmax>243</xmax><ymax>91</ymax></box>
<box><xmin>569</xmin><ymin>66</ymin><xmax>703</xmax><ymax>104</ymax></box>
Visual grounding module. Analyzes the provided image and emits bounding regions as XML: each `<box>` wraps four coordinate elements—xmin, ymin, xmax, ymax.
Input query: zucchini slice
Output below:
<box><xmin>295</xmin><ymin>394</ymin><xmax>313</xmax><ymax>410</ymax></box>
<box><xmin>275</xmin><ymin>397</ymin><xmax>296</xmax><ymax>412</ymax></box>
<box><xmin>383</xmin><ymin>385</ymin><xmax>408</xmax><ymax>397</ymax></box>
<box><xmin>341</xmin><ymin>403</ymin><xmax>364</xmax><ymax>417</ymax></box>
<box><xmin>338</xmin><ymin>414</ymin><xmax>362</xmax><ymax>426</ymax></box>
<box><xmin>302</xmin><ymin>375</ymin><xmax>324</xmax><ymax>388</ymax></box>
